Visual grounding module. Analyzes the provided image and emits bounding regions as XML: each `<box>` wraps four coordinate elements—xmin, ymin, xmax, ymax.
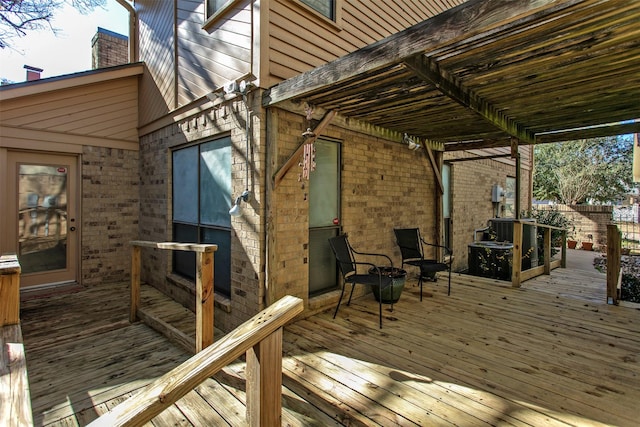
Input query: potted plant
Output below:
<box><xmin>368</xmin><ymin>267</ymin><xmax>407</xmax><ymax>303</ymax></box>
<box><xmin>581</xmin><ymin>234</ymin><xmax>594</xmax><ymax>251</ymax></box>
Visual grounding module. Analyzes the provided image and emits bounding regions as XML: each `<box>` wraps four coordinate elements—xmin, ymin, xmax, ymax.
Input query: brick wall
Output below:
<box><xmin>91</xmin><ymin>28</ymin><xmax>129</xmax><ymax>69</ymax></box>
<box><xmin>536</xmin><ymin>204</ymin><xmax>613</xmax><ymax>250</ymax></box>
<box><xmin>81</xmin><ymin>146</ymin><xmax>139</xmax><ymax>285</ymax></box>
<box><xmin>268</xmin><ymin>109</ymin><xmax>441</xmax><ymax>308</ymax></box>
<box><xmin>138</xmin><ymin>94</ymin><xmax>263</xmax><ymax>332</ymax></box>
<box><xmin>447</xmin><ymin>153</ymin><xmax>532</xmax><ymax>272</ymax></box>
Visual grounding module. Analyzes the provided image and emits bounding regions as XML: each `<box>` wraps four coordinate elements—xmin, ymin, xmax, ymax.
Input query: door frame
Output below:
<box><xmin>2</xmin><ymin>150</ymin><xmax>80</xmax><ymax>288</ymax></box>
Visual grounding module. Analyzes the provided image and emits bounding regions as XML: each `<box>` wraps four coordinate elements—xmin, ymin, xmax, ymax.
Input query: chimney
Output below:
<box><xmin>91</xmin><ymin>27</ymin><xmax>129</xmax><ymax>69</ymax></box>
<box><xmin>24</xmin><ymin>65</ymin><xmax>43</xmax><ymax>81</ymax></box>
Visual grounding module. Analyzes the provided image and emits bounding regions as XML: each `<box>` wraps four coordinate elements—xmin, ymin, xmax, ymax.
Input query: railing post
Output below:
<box><xmin>561</xmin><ymin>229</ymin><xmax>567</xmax><ymax>268</ymax></box>
<box><xmin>543</xmin><ymin>226</ymin><xmax>551</xmax><ymax>275</ymax></box>
<box><xmin>195</xmin><ymin>250</ymin><xmax>214</xmax><ymax>352</ymax></box>
<box><xmin>130</xmin><ymin>245</ymin><xmax>141</xmax><ymax>323</ymax></box>
<box><xmin>511</xmin><ymin>220</ymin><xmax>523</xmax><ymax>287</ymax></box>
<box><xmin>606</xmin><ymin>224</ymin><xmax>621</xmax><ymax>305</ymax></box>
<box><xmin>0</xmin><ymin>255</ymin><xmax>21</xmax><ymax>327</ymax></box>
<box><xmin>246</xmin><ymin>328</ymin><xmax>283</xmax><ymax>426</ymax></box>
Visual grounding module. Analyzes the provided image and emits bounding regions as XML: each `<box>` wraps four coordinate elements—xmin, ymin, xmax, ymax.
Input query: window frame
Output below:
<box><xmin>288</xmin><ymin>0</ymin><xmax>343</xmax><ymax>28</ymax></box>
<box><xmin>171</xmin><ymin>137</ymin><xmax>233</xmax><ymax>297</ymax></box>
<box><xmin>204</xmin><ymin>0</ymin><xmax>244</xmax><ymax>28</ymax></box>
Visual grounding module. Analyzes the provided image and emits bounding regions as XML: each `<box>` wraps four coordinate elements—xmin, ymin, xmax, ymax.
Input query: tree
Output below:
<box><xmin>0</xmin><ymin>0</ymin><xmax>105</xmax><ymax>49</ymax></box>
<box><xmin>533</xmin><ymin>135</ymin><xmax>634</xmax><ymax>204</ymax></box>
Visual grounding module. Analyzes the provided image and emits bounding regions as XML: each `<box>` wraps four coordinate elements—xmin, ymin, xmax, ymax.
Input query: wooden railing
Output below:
<box><xmin>88</xmin><ymin>295</ymin><xmax>303</xmax><ymax>427</ymax></box>
<box><xmin>1</xmin><ymin>255</ymin><xmax>34</xmax><ymax>427</ymax></box>
<box><xmin>130</xmin><ymin>241</ymin><xmax>217</xmax><ymax>353</ymax></box>
<box><xmin>511</xmin><ymin>221</ymin><xmax>566</xmax><ymax>288</ymax></box>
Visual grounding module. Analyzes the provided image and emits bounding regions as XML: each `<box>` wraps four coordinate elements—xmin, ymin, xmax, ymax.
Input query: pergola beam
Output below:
<box><xmin>403</xmin><ymin>54</ymin><xmax>535</xmax><ymax>145</ymax></box>
<box><xmin>263</xmin><ymin>0</ymin><xmax>582</xmax><ymax>107</ymax></box>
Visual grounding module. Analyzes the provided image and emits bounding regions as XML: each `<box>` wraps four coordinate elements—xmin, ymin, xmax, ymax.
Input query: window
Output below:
<box><xmin>504</xmin><ymin>176</ymin><xmax>517</xmax><ymax>218</ymax></box>
<box><xmin>206</xmin><ymin>0</ymin><xmax>236</xmax><ymax>20</ymax></box>
<box><xmin>172</xmin><ymin>138</ymin><xmax>232</xmax><ymax>297</ymax></box>
<box><xmin>300</xmin><ymin>0</ymin><xmax>335</xmax><ymax>20</ymax></box>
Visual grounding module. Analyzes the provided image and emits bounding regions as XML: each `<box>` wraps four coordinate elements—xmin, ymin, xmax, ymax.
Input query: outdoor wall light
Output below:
<box><xmin>403</xmin><ymin>133</ymin><xmax>422</xmax><ymax>151</ymax></box>
<box><xmin>229</xmin><ymin>190</ymin><xmax>251</xmax><ymax>217</ymax></box>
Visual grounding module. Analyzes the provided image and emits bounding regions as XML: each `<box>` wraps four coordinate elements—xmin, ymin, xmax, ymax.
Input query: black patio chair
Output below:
<box><xmin>394</xmin><ymin>228</ymin><xmax>452</xmax><ymax>300</ymax></box>
<box><xmin>328</xmin><ymin>234</ymin><xmax>394</xmax><ymax>328</ymax></box>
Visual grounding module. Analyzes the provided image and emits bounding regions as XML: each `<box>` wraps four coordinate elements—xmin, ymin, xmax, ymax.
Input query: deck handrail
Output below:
<box><xmin>88</xmin><ymin>295</ymin><xmax>303</xmax><ymax>427</ymax></box>
<box><xmin>1</xmin><ymin>255</ymin><xmax>34</xmax><ymax>427</ymax></box>
<box><xmin>129</xmin><ymin>241</ymin><xmax>217</xmax><ymax>353</ymax></box>
<box><xmin>511</xmin><ymin>221</ymin><xmax>566</xmax><ymax>287</ymax></box>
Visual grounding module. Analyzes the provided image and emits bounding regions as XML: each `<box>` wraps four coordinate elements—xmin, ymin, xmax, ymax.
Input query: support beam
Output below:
<box><xmin>273</xmin><ymin>110</ymin><xmax>336</xmax><ymax>187</ymax></box>
<box><xmin>403</xmin><ymin>55</ymin><xmax>534</xmax><ymax>144</ymax></box>
<box><xmin>263</xmin><ymin>0</ymin><xmax>583</xmax><ymax>107</ymax></box>
<box><xmin>511</xmin><ymin>138</ymin><xmax>521</xmax><ymax>219</ymax></box>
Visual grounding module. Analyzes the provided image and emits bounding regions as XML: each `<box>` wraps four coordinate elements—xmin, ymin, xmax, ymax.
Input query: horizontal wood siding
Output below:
<box><xmin>137</xmin><ymin>0</ymin><xmax>176</xmax><ymax>126</ymax></box>
<box><xmin>0</xmin><ymin>78</ymin><xmax>139</xmax><ymax>142</ymax></box>
<box><xmin>268</xmin><ymin>0</ymin><xmax>468</xmax><ymax>86</ymax></box>
<box><xmin>176</xmin><ymin>0</ymin><xmax>252</xmax><ymax>107</ymax></box>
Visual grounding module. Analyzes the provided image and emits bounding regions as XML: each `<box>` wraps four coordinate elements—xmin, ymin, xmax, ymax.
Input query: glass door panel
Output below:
<box><xmin>18</xmin><ymin>164</ymin><xmax>68</xmax><ymax>274</ymax></box>
<box><xmin>309</xmin><ymin>139</ymin><xmax>340</xmax><ymax>295</ymax></box>
<box><xmin>5</xmin><ymin>152</ymin><xmax>78</xmax><ymax>287</ymax></box>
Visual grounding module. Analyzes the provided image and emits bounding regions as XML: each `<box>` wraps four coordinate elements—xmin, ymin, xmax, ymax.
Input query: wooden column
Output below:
<box><xmin>0</xmin><ymin>255</ymin><xmax>21</xmax><ymax>327</ymax></box>
<box><xmin>130</xmin><ymin>245</ymin><xmax>141</xmax><ymax>323</ymax></box>
<box><xmin>511</xmin><ymin>220</ymin><xmax>523</xmax><ymax>287</ymax></box>
<box><xmin>543</xmin><ymin>226</ymin><xmax>551</xmax><ymax>275</ymax></box>
<box><xmin>195</xmin><ymin>251</ymin><xmax>214</xmax><ymax>352</ymax></box>
<box><xmin>246</xmin><ymin>328</ymin><xmax>283</xmax><ymax>426</ymax></box>
<box><xmin>511</xmin><ymin>138</ymin><xmax>521</xmax><ymax>219</ymax></box>
<box><xmin>606</xmin><ymin>224</ymin><xmax>621</xmax><ymax>305</ymax></box>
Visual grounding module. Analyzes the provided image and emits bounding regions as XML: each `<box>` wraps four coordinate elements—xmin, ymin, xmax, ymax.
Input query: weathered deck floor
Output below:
<box><xmin>20</xmin><ymin>256</ymin><xmax>640</xmax><ymax>426</ymax></box>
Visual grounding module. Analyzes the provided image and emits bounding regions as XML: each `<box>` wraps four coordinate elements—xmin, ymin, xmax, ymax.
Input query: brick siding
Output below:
<box><xmin>81</xmin><ymin>146</ymin><xmax>139</xmax><ymax>286</ymax></box>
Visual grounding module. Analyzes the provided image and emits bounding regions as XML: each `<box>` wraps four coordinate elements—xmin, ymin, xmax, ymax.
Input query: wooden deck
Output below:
<box><xmin>19</xmin><ymin>258</ymin><xmax>640</xmax><ymax>426</ymax></box>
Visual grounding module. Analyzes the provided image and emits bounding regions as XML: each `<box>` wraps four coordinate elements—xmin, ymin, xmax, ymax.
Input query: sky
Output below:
<box><xmin>0</xmin><ymin>1</ymin><xmax>130</xmax><ymax>83</ymax></box>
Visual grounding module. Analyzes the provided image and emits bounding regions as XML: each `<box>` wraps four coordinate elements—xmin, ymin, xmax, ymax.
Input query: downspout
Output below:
<box><xmin>115</xmin><ymin>0</ymin><xmax>138</xmax><ymax>62</ymax></box>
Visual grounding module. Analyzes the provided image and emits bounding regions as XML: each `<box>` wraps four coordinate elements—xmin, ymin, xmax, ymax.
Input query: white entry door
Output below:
<box><xmin>4</xmin><ymin>151</ymin><xmax>79</xmax><ymax>288</ymax></box>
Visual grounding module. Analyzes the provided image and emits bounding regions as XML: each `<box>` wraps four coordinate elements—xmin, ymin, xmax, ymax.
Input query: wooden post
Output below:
<box><xmin>543</xmin><ymin>226</ymin><xmax>551</xmax><ymax>275</ymax></box>
<box><xmin>246</xmin><ymin>328</ymin><xmax>283</xmax><ymax>426</ymax></box>
<box><xmin>511</xmin><ymin>220</ymin><xmax>523</xmax><ymax>287</ymax></box>
<box><xmin>561</xmin><ymin>230</ymin><xmax>567</xmax><ymax>268</ymax></box>
<box><xmin>0</xmin><ymin>255</ymin><xmax>21</xmax><ymax>327</ymax></box>
<box><xmin>195</xmin><ymin>251</ymin><xmax>214</xmax><ymax>352</ymax></box>
<box><xmin>130</xmin><ymin>245</ymin><xmax>141</xmax><ymax>323</ymax></box>
<box><xmin>606</xmin><ymin>224</ymin><xmax>621</xmax><ymax>305</ymax></box>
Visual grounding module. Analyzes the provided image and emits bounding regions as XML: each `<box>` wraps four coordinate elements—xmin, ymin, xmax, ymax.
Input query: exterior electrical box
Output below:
<box><xmin>491</xmin><ymin>184</ymin><xmax>504</xmax><ymax>203</ymax></box>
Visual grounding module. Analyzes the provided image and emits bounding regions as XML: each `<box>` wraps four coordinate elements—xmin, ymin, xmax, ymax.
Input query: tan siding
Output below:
<box><xmin>0</xmin><ymin>78</ymin><xmax>139</xmax><ymax>142</ymax></box>
<box><xmin>268</xmin><ymin>0</ymin><xmax>468</xmax><ymax>85</ymax></box>
<box><xmin>176</xmin><ymin>0</ymin><xmax>252</xmax><ymax>107</ymax></box>
<box><xmin>137</xmin><ymin>0</ymin><xmax>175</xmax><ymax>125</ymax></box>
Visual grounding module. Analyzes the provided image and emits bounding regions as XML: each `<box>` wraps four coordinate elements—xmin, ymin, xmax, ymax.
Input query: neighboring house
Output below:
<box><xmin>5</xmin><ymin>1</ymin><xmax>635</xmax><ymax>335</ymax></box>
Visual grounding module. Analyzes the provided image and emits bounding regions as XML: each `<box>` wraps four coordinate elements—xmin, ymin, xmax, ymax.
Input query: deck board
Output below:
<box><xmin>17</xmin><ymin>259</ymin><xmax>640</xmax><ymax>426</ymax></box>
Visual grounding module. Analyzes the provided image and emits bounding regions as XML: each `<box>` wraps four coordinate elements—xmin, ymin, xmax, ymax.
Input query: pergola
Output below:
<box><xmin>264</xmin><ymin>0</ymin><xmax>640</xmax><ymax>217</ymax></box>
<box><xmin>264</xmin><ymin>0</ymin><xmax>640</xmax><ymax>150</ymax></box>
